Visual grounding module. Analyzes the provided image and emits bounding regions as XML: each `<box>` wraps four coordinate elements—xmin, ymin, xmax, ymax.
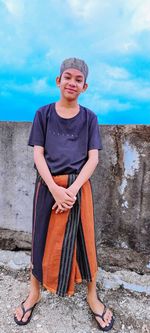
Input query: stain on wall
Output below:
<box><xmin>93</xmin><ymin>125</ymin><xmax>150</xmax><ymax>253</ymax></box>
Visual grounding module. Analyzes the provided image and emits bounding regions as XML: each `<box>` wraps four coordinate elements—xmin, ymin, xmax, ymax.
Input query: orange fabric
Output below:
<box><xmin>42</xmin><ymin>175</ymin><xmax>98</xmax><ymax>296</ymax></box>
<box><xmin>80</xmin><ymin>180</ymin><xmax>98</xmax><ymax>277</ymax></box>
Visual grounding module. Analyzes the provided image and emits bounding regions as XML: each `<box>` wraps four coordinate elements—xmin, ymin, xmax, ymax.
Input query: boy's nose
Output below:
<box><xmin>68</xmin><ymin>80</ymin><xmax>76</xmax><ymax>87</ymax></box>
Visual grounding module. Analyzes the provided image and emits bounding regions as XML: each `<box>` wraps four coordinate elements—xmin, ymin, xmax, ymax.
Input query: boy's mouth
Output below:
<box><xmin>65</xmin><ymin>88</ymin><xmax>76</xmax><ymax>93</ymax></box>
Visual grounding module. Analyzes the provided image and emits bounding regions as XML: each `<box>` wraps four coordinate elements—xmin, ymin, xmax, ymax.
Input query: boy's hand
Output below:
<box><xmin>67</xmin><ymin>184</ymin><xmax>79</xmax><ymax>197</ymax></box>
<box><xmin>51</xmin><ymin>184</ymin><xmax>77</xmax><ymax>214</ymax></box>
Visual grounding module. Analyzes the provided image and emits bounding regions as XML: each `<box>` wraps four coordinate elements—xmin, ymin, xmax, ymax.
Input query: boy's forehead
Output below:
<box><xmin>62</xmin><ymin>68</ymin><xmax>84</xmax><ymax>78</ymax></box>
<box><xmin>60</xmin><ymin>58</ymin><xmax>88</xmax><ymax>80</ymax></box>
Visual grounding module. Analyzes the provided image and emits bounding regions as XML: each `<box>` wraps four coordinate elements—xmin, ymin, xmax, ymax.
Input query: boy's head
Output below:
<box><xmin>56</xmin><ymin>57</ymin><xmax>88</xmax><ymax>100</ymax></box>
<box><xmin>60</xmin><ymin>57</ymin><xmax>89</xmax><ymax>83</ymax></box>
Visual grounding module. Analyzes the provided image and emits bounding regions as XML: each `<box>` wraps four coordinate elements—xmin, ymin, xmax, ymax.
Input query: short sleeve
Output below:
<box><xmin>28</xmin><ymin>109</ymin><xmax>46</xmax><ymax>147</ymax></box>
<box><xmin>88</xmin><ymin>115</ymin><xmax>103</xmax><ymax>151</ymax></box>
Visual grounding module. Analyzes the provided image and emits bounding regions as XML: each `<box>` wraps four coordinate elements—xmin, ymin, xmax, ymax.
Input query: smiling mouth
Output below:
<box><xmin>65</xmin><ymin>88</ymin><xmax>76</xmax><ymax>92</ymax></box>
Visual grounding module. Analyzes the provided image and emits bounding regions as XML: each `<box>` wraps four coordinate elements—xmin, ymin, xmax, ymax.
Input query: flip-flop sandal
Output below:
<box><xmin>91</xmin><ymin>303</ymin><xmax>115</xmax><ymax>332</ymax></box>
<box><xmin>14</xmin><ymin>298</ymin><xmax>39</xmax><ymax>326</ymax></box>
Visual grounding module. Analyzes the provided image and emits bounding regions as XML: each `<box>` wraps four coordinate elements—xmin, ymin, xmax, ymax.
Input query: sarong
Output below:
<box><xmin>31</xmin><ymin>172</ymin><xmax>98</xmax><ymax>297</ymax></box>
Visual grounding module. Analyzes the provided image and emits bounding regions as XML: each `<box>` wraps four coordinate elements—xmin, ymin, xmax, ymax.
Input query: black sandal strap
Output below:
<box><xmin>21</xmin><ymin>301</ymin><xmax>36</xmax><ymax>316</ymax></box>
<box><xmin>101</xmin><ymin>306</ymin><xmax>107</xmax><ymax>320</ymax></box>
<box><xmin>20</xmin><ymin>303</ymin><xmax>26</xmax><ymax>320</ymax></box>
<box><xmin>92</xmin><ymin>305</ymin><xmax>107</xmax><ymax>320</ymax></box>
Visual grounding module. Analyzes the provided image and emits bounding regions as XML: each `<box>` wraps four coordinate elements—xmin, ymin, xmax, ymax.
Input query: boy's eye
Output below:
<box><xmin>64</xmin><ymin>76</ymin><xmax>83</xmax><ymax>83</ymax></box>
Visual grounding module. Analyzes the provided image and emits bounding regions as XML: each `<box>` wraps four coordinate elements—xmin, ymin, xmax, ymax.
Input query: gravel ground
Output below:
<box><xmin>0</xmin><ymin>250</ymin><xmax>150</xmax><ymax>333</ymax></box>
<box><xmin>1</xmin><ymin>270</ymin><xmax>150</xmax><ymax>333</ymax></box>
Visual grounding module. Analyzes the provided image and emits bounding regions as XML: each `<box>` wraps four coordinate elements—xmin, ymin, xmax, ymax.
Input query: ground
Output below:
<box><xmin>0</xmin><ymin>250</ymin><xmax>150</xmax><ymax>333</ymax></box>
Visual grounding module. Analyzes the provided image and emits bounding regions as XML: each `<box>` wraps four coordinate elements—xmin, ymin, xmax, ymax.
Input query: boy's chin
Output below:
<box><xmin>64</xmin><ymin>94</ymin><xmax>78</xmax><ymax>101</ymax></box>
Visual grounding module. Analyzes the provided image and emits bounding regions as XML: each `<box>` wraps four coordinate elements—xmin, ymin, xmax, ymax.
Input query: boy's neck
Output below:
<box><xmin>57</xmin><ymin>98</ymin><xmax>78</xmax><ymax>109</ymax></box>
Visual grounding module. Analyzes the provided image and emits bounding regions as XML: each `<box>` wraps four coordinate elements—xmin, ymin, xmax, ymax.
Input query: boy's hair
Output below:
<box><xmin>60</xmin><ymin>57</ymin><xmax>89</xmax><ymax>82</ymax></box>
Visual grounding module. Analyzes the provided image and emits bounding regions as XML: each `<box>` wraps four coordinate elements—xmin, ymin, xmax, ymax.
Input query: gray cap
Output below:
<box><xmin>60</xmin><ymin>57</ymin><xmax>89</xmax><ymax>81</ymax></box>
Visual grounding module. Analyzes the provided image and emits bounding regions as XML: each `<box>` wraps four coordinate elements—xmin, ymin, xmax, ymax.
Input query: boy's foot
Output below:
<box><xmin>87</xmin><ymin>295</ymin><xmax>114</xmax><ymax>331</ymax></box>
<box><xmin>14</xmin><ymin>292</ymin><xmax>41</xmax><ymax>324</ymax></box>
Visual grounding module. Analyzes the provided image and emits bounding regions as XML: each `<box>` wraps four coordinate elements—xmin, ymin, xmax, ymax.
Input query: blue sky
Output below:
<box><xmin>0</xmin><ymin>0</ymin><xmax>150</xmax><ymax>124</ymax></box>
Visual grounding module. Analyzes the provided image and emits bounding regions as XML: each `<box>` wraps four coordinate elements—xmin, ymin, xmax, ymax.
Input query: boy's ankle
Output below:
<box><xmin>29</xmin><ymin>290</ymin><xmax>41</xmax><ymax>298</ymax></box>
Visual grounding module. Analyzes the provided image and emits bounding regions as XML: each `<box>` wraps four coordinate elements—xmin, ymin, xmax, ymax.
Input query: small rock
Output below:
<box><xmin>142</xmin><ymin>324</ymin><xmax>150</xmax><ymax>333</ymax></box>
<box><xmin>33</xmin><ymin>315</ymin><xmax>39</xmax><ymax>321</ymax></box>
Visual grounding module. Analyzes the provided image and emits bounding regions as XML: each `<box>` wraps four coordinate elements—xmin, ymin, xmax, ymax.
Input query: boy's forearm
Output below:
<box><xmin>69</xmin><ymin>157</ymin><xmax>98</xmax><ymax>193</ymax></box>
<box><xmin>34</xmin><ymin>152</ymin><xmax>57</xmax><ymax>191</ymax></box>
<box><xmin>34</xmin><ymin>151</ymin><xmax>98</xmax><ymax>194</ymax></box>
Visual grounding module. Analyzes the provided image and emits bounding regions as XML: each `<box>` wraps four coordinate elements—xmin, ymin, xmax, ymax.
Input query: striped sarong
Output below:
<box><xmin>31</xmin><ymin>172</ymin><xmax>98</xmax><ymax>296</ymax></box>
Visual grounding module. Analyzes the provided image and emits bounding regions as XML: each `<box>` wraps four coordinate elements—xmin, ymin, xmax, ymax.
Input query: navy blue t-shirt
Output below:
<box><xmin>28</xmin><ymin>103</ymin><xmax>103</xmax><ymax>175</ymax></box>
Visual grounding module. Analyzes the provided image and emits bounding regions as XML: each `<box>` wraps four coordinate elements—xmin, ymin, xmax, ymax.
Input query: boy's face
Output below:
<box><xmin>56</xmin><ymin>68</ymin><xmax>88</xmax><ymax>101</ymax></box>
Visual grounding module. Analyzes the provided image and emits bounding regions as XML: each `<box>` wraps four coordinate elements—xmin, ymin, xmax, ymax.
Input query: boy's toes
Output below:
<box><xmin>14</xmin><ymin>308</ymin><xmax>22</xmax><ymax>321</ymax></box>
<box><xmin>105</xmin><ymin>309</ymin><xmax>112</xmax><ymax>320</ymax></box>
<box><xmin>21</xmin><ymin>312</ymin><xmax>31</xmax><ymax>322</ymax></box>
<box><xmin>108</xmin><ymin>310</ymin><xmax>113</xmax><ymax>322</ymax></box>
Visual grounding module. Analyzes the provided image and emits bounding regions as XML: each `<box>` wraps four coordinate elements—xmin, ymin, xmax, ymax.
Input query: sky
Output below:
<box><xmin>0</xmin><ymin>0</ymin><xmax>150</xmax><ymax>124</ymax></box>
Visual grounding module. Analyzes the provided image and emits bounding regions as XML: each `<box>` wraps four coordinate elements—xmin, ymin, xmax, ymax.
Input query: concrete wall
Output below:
<box><xmin>0</xmin><ymin>122</ymin><xmax>150</xmax><ymax>253</ymax></box>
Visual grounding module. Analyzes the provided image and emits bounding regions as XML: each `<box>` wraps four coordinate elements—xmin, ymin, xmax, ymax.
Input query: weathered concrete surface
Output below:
<box><xmin>0</xmin><ymin>123</ymin><xmax>150</xmax><ymax>255</ymax></box>
<box><xmin>0</xmin><ymin>229</ymin><xmax>31</xmax><ymax>251</ymax></box>
<box><xmin>0</xmin><ymin>122</ymin><xmax>34</xmax><ymax>233</ymax></box>
<box><xmin>97</xmin><ymin>245</ymin><xmax>150</xmax><ymax>275</ymax></box>
<box><xmin>0</xmin><ymin>249</ymin><xmax>150</xmax><ymax>333</ymax></box>
<box><xmin>1</xmin><ymin>249</ymin><xmax>150</xmax><ymax>295</ymax></box>
<box><xmin>92</xmin><ymin>125</ymin><xmax>150</xmax><ymax>254</ymax></box>
<box><xmin>1</xmin><ymin>229</ymin><xmax>150</xmax><ymax>274</ymax></box>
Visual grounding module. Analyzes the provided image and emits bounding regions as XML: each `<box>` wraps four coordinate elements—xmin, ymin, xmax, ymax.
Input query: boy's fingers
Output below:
<box><xmin>65</xmin><ymin>196</ymin><xmax>75</xmax><ymax>202</ymax></box>
<box><xmin>65</xmin><ymin>189</ymin><xmax>77</xmax><ymax>200</ymax></box>
<box><xmin>53</xmin><ymin>201</ymin><xmax>73</xmax><ymax>210</ymax></box>
<box><xmin>56</xmin><ymin>203</ymin><xmax>74</xmax><ymax>213</ymax></box>
<box><xmin>67</xmin><ymin>194</ymin><xmax>77</xmax><ymax>202</ymax></box>
<box><xmin>62</xmin><ymin>203</ymin><xmax>73</xmax><ymax>209</ymax></box>
<box><xmin>61</xmin><ymin>195</ymin><xmax>75</xmax><ymax>204</ymax></box>
<box><xmin>65</xmin><ymin>199</ymin><xmax>76</xmax><ymax>205</ymax></box>
<box><xmin>56</xmin><ymin>205</ymin><xmax>62</xmax><ymax>213</ymax></box>
<box><xmin>56</xmin><ymin>204</ymin><xmax>64</xmax><ymax>214</ymax></box>
<box><xmin>52</xmin><ymin>202</ymin><xmax>57</xmax><ymax>210</ymax></box>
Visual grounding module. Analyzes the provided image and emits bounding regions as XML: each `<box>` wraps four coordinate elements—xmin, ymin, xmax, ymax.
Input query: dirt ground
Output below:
<box><xmin>0</xmin><ymin>265</ymin><xmax>150</xmax><ymax>333</ymax></box>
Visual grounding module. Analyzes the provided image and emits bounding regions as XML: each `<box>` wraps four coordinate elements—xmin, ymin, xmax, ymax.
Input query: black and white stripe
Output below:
<box><xmin>76</xmin><ymin>220</ymin><xmax>92</xmax><ymax>281</ymax></box>
<box><xmin>57</xmin><ymin>174</ymin><xmax>91</xmax><ymax>296</ymax></box>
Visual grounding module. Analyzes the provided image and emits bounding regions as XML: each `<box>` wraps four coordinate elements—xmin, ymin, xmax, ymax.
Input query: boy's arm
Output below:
<box><xmin>33</xmin><ymin>146</ymin><xmax>76</xmax><ymax>210</ymax></box>
<box><xmin>33</xmin><ymin>146</ymin><xmax>56</xmax><ymax>192</ymax></box>
<box><xmin>68</xmin><ymin>149</ymin><xmax>99</xmax><ymax>193</ymax></box>
<box><xmin>52</xmin><ymin>149</ymin><xmax>99</xmax><ymax>212</ymax></box>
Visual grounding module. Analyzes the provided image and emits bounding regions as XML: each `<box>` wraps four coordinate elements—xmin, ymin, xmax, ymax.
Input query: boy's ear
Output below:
<box><xmin>56</xmin><ymin>76</ymin><xmax>61</xmax><ymax>86</ymax></box>
<box><xmin>82</xmin><ymin>83</ymin><xmax>88</xmax><ymax>92</ymax></box>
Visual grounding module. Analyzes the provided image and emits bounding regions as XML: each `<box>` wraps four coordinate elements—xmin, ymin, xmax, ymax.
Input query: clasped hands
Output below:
<box><xmin>51</xmin><ymin>184</ymin><xmax>78</xmax><ymax>214</ymax></box>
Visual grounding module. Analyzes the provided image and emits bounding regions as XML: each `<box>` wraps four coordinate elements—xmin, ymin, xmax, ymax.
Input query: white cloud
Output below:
<box><xmin>90</xmin><ymin>63</ymin><xmax>131</xmax><ymax>84</ymax></box>
<box><xmin>89</xmin><ymin>62</ymin><xmax>150</xmax><ymax>102</ymax></box>
<box><xmin>81</xmin><ymin>93</ymin><xmax>132</xmax><ymax>114</ymax></box>
<box><xmin>2</xmin><ymin>77</ymin><xmax>51</xmax><ymax>95</ymax></box>
<box><xmin>119</xmin><ymin>40</ymin><xmax>139</xmax><ymax>54</ymax></box>
<box><xmin>131</xmin><ymin>0</ymin><xmax>150</xmax><ymax>32</ymax></box>
<box><xmin>100</xmin><ymin>78</ymin><xmax>150</xmax><ymax>102</ymax></box>
<box><xmin>104</xmin><ymin>65</ymin><xmax>130</xmax><ymax>80</ymax></box>
<box><xmin>32</xmin><ymin>78</ymin><xmax>50</xmax><ymax>94</ymax></box>
<box><xmin>67</xmin><ymin>0</ymin><xmax>108</xmax><ymax>20</ymax></box>
<box><xmin>0</xmin><ymin>0</ymin><xmax>150</xmax><ymax>121</ymax></box>
<box><xmin>67</xmin><ymin>0</ymin><xmax>150</xmax><ymax>55</ymax></box>
<box><xmin>1</xmin><ymin>0</ymin><xmax>24</xmax><ymax>17</ymax></box>
<box><xmin>68</xmin><ymin>0</ymin><xmax>150</xmax><ymax>34</ymax></box>
<box><xmin>97</xmin><ymin>98</ymin><xmax>132</xmax><ymax>114</ymax></box>
<box><xmin>1</xmin><ymin>0</ymin><xmax>150</xmax><ymax>73</ymax></box>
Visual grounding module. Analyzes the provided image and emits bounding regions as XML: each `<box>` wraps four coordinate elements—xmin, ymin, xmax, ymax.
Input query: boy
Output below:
<box><xmin>14</xmin><ymin>58</ymin><xmax>115</xmax><ymax>331</ymax></box>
